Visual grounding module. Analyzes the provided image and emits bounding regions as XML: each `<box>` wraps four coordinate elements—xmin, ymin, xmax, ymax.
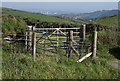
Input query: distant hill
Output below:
<box><xmin>54</xmin><ymin>16</ymin><xmax>86</xmax><ymax>24</ymax></box>
<box><xmin>59</xmin><ymin>10</ymin><xmax>119</xmax><ymax>21</ymax></box>
<box><xmin>2</xmin><ymin>8</ymin><xmax>86</xmax><ymax>24</ymax></box>
<box><xmin>2</xmin><ymin>8</ymin><xmax>71</xmax><ymax>23</ymax></box>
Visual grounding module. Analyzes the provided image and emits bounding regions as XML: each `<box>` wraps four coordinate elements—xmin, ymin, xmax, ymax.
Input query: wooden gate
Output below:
<box><xmin>25</xmin><ymin>25</ymin><xmax>97</xmax><ymax>62</ymax></box>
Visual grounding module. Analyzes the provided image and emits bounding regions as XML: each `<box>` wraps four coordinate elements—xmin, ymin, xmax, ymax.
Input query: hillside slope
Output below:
<box><xmin>2</xmin><ymin>13</ymin><xmax>26</xmax><ymax>36</ymax></box>
<box><xmin>77</xmin><ymin>10</ymin><xmax>118</xmax><ymax>21</ymax></box>
<box><xmin>93</xmin><ymin>15</ymin><xmax>119</xmax><ymax>27</ymax></box>
<box><xmin>2</xmin><ymin>8</ymin><xmax>85</xmax><ymax>24</ymax></box>
<box><xmin>2</xmin><ymin>8</ymin><xmax>85</xmax><ymax>36</ymax></box>
<box><xmin>60</xmin><ymin>10</ymin><xmax>118</xmax><ymax>21</ymax></box>
<box><xmin>92</xmin><ymin>15</ymin><xmax>120</xmax><ymax>46</ymax></box>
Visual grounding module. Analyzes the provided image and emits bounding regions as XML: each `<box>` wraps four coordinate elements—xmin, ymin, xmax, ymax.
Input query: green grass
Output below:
<box><xmin>2</xmin><ymin>8</ymin><xmax>75</xmax><ymax>24</ymax></box>
<box><xmin>92</xmin><ymin>15</ymin><xmax>120</xmax><ymax>46</ymax></box>
<box><xmin>0</xmin><ymin>46</ymin><xmax>2</xmax><ymax>80</ymax></box>
<box><xmin>2</xmin><ymin>45</ymin><xmax>120</xmax><ymax>79</ymax></box>
<box><xmin>93</xmin><ymin>15</ymin><xmax>118</xmax><ymax>27</ymax></box>
<box><xmin>2</xmin><ymin>14</ymin><xmax>26</xmax><ymax>36</ymax></box>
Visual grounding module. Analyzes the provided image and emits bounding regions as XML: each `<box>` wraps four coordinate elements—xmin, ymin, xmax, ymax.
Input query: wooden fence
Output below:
<box><xmin>25</xmin><ymin>24</ymin><xmax>97</xmax><ymax>62</ymax></box>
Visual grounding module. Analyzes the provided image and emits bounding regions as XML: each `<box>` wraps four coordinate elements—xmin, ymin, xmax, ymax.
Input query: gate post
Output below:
<box><xmin>80</xmin><ymin>24</ymin><xmax>86</xmax><ymax>57</ymax></box>
<box><xmin>67</xmin><ymin>30</ymin><xmax>73</xmax><ymax>58</ymax></box>
<box><xmin>25</xmin><ymin>25</ymin><xmax>28</xmax><ymax>50</ymax></box>
<box><xmin>66</xmin><ymin>32</ymin><xmax>69</xmax><ymax>57</ymax></box>
<box><xmin>32</xmin><ymin>26</ymin><xmax>36</xmax><ymax>61</ymax></box>
<box><xmin>27</xmin><ymin>26</ymin><xmax>32</xmax><ymax>50</ymax></box>
<box><xmin>92</xmin><ymin>26</ymin><xmax>97</xmax><ymax>58</ymax></box>
<box><xmin>82</xmin><ymin>24</ymin><xmax>86</xmax><ymax>41</ymax></box>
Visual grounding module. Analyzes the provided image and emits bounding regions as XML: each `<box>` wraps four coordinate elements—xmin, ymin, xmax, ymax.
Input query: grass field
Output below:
<box><xmin>2</xmin><ymin>44</ymin><xmax>120</xmax><ymax>79</ymax></box>
<box><xmin>93</xmin><ymin>15</ymin><xmax>119</xmax><ymax>27</ymax></box>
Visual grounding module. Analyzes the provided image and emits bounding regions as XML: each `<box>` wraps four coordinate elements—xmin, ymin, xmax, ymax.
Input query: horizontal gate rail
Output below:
<box><xmin>36</xmin><ymin>37</ymin><xmax>67</xmax><ymax>43</ymax></box>
<box><xmin>35</xmin><ymin>31</ymin><xmax>66</xmax><ymax>36</ymax></box>
<box><xmin>35</xmin><ymin>28</ymin><xmax>80</xmax><ymax>30</ymax></box>
<box><xmin>37</xmin><ymin>47</ymin><xmax>66</xmax><ymax>56</ymax></box>
<box><xmin>44</xmin><ymin>44</ymin><xmax>67</xmax><ymax>50</ymax></box>
<box><xmin>49</xmin><ymin>37</ymin><xmax>67</xmax><ymax>38</ymax></box>
<box><xmin>37</xmin><ymin>42</ymin><xmax>64</xmax><ymax>45</ymax></box>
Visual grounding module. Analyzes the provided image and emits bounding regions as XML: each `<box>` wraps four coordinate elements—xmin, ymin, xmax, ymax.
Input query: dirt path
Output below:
<box><xmin>110</xmin><ymin>59</ymin><xmax>120</xmax><ymax>71</ymax></box>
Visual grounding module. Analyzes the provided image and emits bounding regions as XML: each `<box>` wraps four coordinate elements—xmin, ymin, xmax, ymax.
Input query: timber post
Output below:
<box><xmin>25</xmin><ymin>25</ymin><xmax>28</xmax><ymax>50</ymax></box>
<box><xmin>66</xmin><ymin>32</ymin><xmax>69</xmax><ymax>57</ymax></box>
<box><xmin>28</xmin><ymin>26</ymin><xmax>32</xmax><ymax>50</ymax></box>
<box><xmin>82</xmin><ymin>24</ymin><xmax>86</xmax><ymax>41</ymax></box>
<box><xmin>68</xmin><ymin>30</ymin><xmax>73</xmax><ymax>57</ymax></box>
<box><xmin>92</xmin><ymin>26</ymin><xmax>97</xmax><ymax>58</ymax></box>
<box><xmin>32</xmin><ymin>26</ymin><xmax>36</xmax><ymax>61</ymax></box>
<box><xmin>80</xmin><ymin>24</ymin><xmax>86</xmax><ymax>57</ymax></box>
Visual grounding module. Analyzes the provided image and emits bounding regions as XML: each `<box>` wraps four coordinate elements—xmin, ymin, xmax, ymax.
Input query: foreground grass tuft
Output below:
<box><xmin>2</xmin><ymin>48</ymin><xmax>120</xmax><ymax>79</ymax></box>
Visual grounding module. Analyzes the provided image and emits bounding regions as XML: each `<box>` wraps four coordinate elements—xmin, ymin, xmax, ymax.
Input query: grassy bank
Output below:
<box><xmin>2</xmin><ymin>14</ymin><xmax>26</xmax><ymax>36</ymax></box>
<box><xmin>2</xmin><ymin>45</ymin><xmax>120</xmax><ymax>79</ymax></box>
<box><xmin>93</xmin><ymin>15</ymin><xmax>118</xmax><ymax>27</ymax></box>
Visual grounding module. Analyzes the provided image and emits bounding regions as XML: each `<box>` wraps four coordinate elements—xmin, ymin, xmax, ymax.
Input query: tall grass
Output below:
<box><xmin>92</xmin><ymin>15</ymin><xmax>120</xmax><ymax>46</ymax></box>
<box><xmin>2</xmin><ymin>14</ymin><xmax>26</xmax><ymax>36</ymax></box>
<box><xmin>2</xmin><ymin>47</ymin><xmax>120</xmax><ymax>79</ymax></box>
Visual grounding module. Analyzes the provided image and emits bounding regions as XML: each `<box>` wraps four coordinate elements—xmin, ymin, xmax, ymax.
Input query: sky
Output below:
<box><xmin>2</xmin><ymin>0</ymin><xmax>120</xmax><ymax>2</ymax></box>
<box><xmin>2</xmin><ymin>2</ymin><xmax>118</xmax><ymax>13</ymax></box>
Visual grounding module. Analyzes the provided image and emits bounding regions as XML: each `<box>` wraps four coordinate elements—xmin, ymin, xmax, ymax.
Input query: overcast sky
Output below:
<box><xmin>2</xmin><ymin>0</ymin><xmax>120</xmax><ymax>2</ymax></box>
<box><xmin>2</xmin><ymin>2</ymin><xmax>118</xmax><ymax>13</ymax></box>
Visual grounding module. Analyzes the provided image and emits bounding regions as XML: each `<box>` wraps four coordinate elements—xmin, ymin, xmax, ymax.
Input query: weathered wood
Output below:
<box><xmin>25</xmin><ymin>26</ymin><xmax>28</xmax><ymax>50</ymax></box>
<box><xmin>32</xmin><ymin>26</ymin><xmax>36</xmax><ymax>61</ymax></box>
<box><xmin>28</xmin><ymin>26</ymin><xmax>32</xmax><ymax>49</ymax></box>
<box><xmin>56</xmin><ymin>30</ymin><xmax>59</xmax><ymax>47</ymax></box>
<box><xmin>69</xmin><ymin>30</ymin><xmax>73</xmax><ymax>57</ymax></box>
<box><xmin>63</xmin><ymin>32</ymin><xmax>80</xmax><ymax>34</ymax></box>
<box><xmin>79</xmin><ymin>24</ymin><xmax>86</xmax><ymax>57</ymax></box>
<box><xmin>77</xmin><ymin>52</ymin><xmax>92</xmax><ymax>62</ymax></box>
<box><xmin>49</xmin><ymin>37</ymin><xmax>67</xmax><ymax>38</ymax></box>
<box><xmin>66</xmin><ymin>34</ymin><xmax>69</xmax><ymax>57</ymax></box>
<box><xmin>92</xmin><ymin>27</ymin><xmax>97</xmax><ymax>58</ymax></box>
<box><xmin>82</xmin><ymin>24</ymin><xmax>86</xmax><ymax>41</ymax></box>
<box><xmin>36</xmin><ymin>28</ymin><xmax>80</xmax><ymax>30</ymax></box>
<box><xmin>25</xmin><ymin>31</ymin><xmax>28</xmax><ymax>50</ymax></box>
<box><xmin>71</xmin><ymin>46</ymin><xmax>79</xmax><ymax>56</ymax></box>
